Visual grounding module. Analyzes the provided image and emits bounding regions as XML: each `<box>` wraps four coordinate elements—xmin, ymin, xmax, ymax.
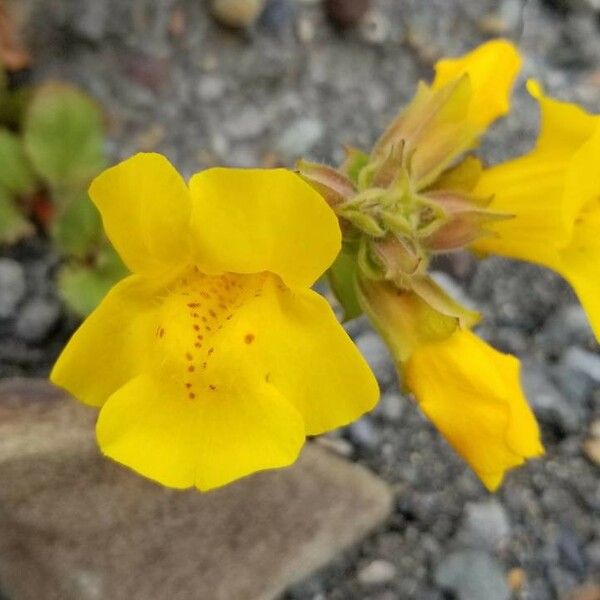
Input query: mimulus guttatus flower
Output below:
<box><xmin>51</xmin><ymin>153</ymin><xmax>378</xmax><ymax>491</ymax></box>
<box><xmin>300</xmin><ymin>39</ymin><xmax>544</xmax><ymax>491</ymax></box>
<box><xmin>472</xmin><ymin>81</ymin><xmax>600</xmax><ymax>341</ymax></box>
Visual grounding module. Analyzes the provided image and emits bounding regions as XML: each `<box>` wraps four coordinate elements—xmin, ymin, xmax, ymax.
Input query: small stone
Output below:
<box><xmin>275</xmin><ymin>118</ymin><xmax>325</xmax><ymax>159</ymax></box>
<box><xmin>15</xmin><ymin>297</ymin><xmax>61</xmax><ymax>344</ymax></box>
<box><xmin>506</xmin><ymin>568</ymin><xmax>526</xmax><ymax>591</ymax></box>
<box><xmin>357</xmin><ymin>559</ymin><xmax>397</xmax><ymax>585</ymax></box>
<box><xmin>315</xmin><ymin>435</ymin><xmax>354</xmax><ymax>457</ymax></box>
<box><xmin>435</xmin><ymin>551</ymin><xmax>510</xmax><ymax>600</ymax></box>
<box><xmin>197</xmin><ymin>76</ymin><xmax>227</xmax><ymax>103</ymax></box>
<box><xmin>457</xmin><ymin>499</ymin><xmax>511</xmax><ymax>552</ymax></box>
<box><xmin>355</xmin><ymin>330</ymin><xmax>395</xmax><ymax>388</ymax></box>
<box><xmin>296</xmin><ymin>16</ymin><xmax>316</xmax><ymax>43</ymax></box>
<box><xmin>521</xmin><ymin>361</ymin><xmax>583</xmax><ymax>433</ymax></box>
<box><xmin>562</xmin><ymin>347</ymin><xmax>600</xmax><ymax>383</ymax></box>
<box><xmin>224</xmin><ymin>106</ymin><xmax>268</xmax><ymax>141</ymax></box>
<box><xmin>210</xmin><ymin>0</ymin><xmax>266</xmax><ymax>28</ymax></box>
<box><xmin>259</xmin><ymin>0</ymin><xmax>295</xmax><ymax>33</ymax></box>
<box><xmin>71</xmin><ymin>0</ymin><xmax>109</xmax><ymax>42</ymax></box>
<box><xmin>0</xmin><ymin>258</ymin><xmax>26</xmax><ymax>319</ymax></box>
<box><xmin>551</xmin><ymin>362</ymin><xmax>595</xmax><ymax>404</ymax></box>
<box><xmin>583</xmin><ymin>438</ymin><xmax>600</xmax><ymax>465</ymax></box>
<box><xmin>567</xmin><ymin>583</ymin><xmax>600</xmax><ymax>600</ymax></box>
<box><xmin>557</xmin><ymin>527</ymin><xmax>587</xmax><ymax>575</ymax></box>
<box><xmin>376</xmin><ymin>391</ymin><xmax>405</xmax><ymax>422</ymax></box>
<box><xmin>324</xmin><ymin>0</ymin><xmax>371</xmax><ymax>28</ymax></box>
<box><xmin>539</xmin><ymin>305</ymin><xmax>595</xmax><ymax>355</ymax></box>
<box><xmin>359</xmin><ymin>10</ymin><xmax>389</xmax><ymax>45</ymax></box>
<box><xmin>348</xmin><ymin>417</ymin><xmax>380</xmax><ymax>450</ymax></box>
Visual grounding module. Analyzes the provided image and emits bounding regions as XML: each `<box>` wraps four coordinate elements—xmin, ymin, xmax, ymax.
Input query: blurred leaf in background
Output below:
<box><xmin>0</xmin><ymin>185</ymin><xmax>33</xmax><ymax>243</ymax></box>
<box><xmin>51</xmin><ymin>189</ymin><xmax>103</xmax><ymax>259</ymax></box>
<box><xmin>0</xmin><ymin>127</ymin><xmax>36</xmax><ymax>194</ymax></box>
<box><xmin>57</xmin><ymin>246</ymin><xmax>127</xmax><ymax>318</ymax></box>
<box><xmin>23</xmin><ymin>83</ymin><xmax>106</xmax><ymax>193</ymax></box>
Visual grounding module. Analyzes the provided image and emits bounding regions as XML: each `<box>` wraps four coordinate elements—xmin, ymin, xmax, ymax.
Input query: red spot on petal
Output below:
<box><xmin>244</xmin><ymin>334</ymin><xmax>255</xmax><ymax>344</ymax></box>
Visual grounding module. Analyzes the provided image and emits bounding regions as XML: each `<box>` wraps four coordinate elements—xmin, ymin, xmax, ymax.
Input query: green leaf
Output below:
<box><xmin>0</xmin><ymin>127</ymin><xmax>36</xmax><ymax>194</ymax></box>
<box><xmin>58</xmin><ymin>245</ymin><xmax>128</xmax><ymax>317</ymax></box>
<box><xmin>23</xmin><ymin>83</ymin><xmax>105</xmax><ymax>191</ymax></box>
<box><xmin>327</xmin><ymin>248</ymin><xmax>363</xmax><ymax>322</ymax></box>
<box><xmin>0</xmin><ymin>186</ymin><xmax>33</xmax><ymax>244</ymax></box>
<box><xmin>51</xmin><ymin>190</ymin><xmax>103</xmax><ymax>258</ymax></box>
<box><xmin>341</xmin><ymin>146</ymin><xmax>370</xmax><ymax>187</ymax></box>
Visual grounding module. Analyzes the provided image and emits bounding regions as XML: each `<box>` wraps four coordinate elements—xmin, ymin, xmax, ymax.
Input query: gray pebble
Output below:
<box><xmin>521</xmin><ymin>361</ymin><xmax>585</xmax><ymax>433</ymax></box>
<box><xmin>0</xmin><ymin>259</ymin><xmax>26</xmax><ymax>319</ymax></box>
<box><xmin>538</xmin><ymin>305</ymin><xmax>595</xmax><ymax>356</ymax></box>
<box><xmin>456</xmin><ymin>500</ymin><xmax>511</xmax><ymax>552</ymax></box>
<box><xmin>197</xmin><ymin>76</ymin><xmax>227</xmax><ymax>103</ymax></box>
<box><xmin>357</xmin><ymin>559</ymin><xmax>397</xmax><ymax>585</ymax></box>
<box><xmin>435</xmin><ymin>550</ymin><xmax>510</xmax><ymax>600</ymax></box>
<box><xmin>223</xmin><ymin>106</ymin><xmax>268</xmax><ymax>141</ymax></box>
<box><xmin>562</xmin><ymin>347</ymin><xmax>600</xmax><ymax>383</ymax></box>
<box><xmin>348</xmin><ymin>416</ymin><xmax>380</xmax><ymax>450</ymax></box>
<box><xmin>15</xmin><ymin>298</ymin><xmax>61</xmax><ymax>344</ymax></box>
<box><xmin>355</xmin><ymin>330</ymin><xmax>396</xmax><ymax>388</ymax></box>
<box><xmin>376</xmin><ymin>390</ymin><xmax>405</xmax><ymax>422</ymax></box>
<box><xmin>276</xmin><ymin>118</ymin><xmax>325</xmax><ymax>159</ymax></box>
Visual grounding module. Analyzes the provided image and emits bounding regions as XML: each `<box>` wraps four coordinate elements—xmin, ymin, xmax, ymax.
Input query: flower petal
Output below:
<box><xmin>432</xmin><ymin>39</ymin><xmax>522</xmax><ymax>130</ymax></box>
<box><xmin>557</xmin><ymin>206</ymin><xmax>600</xmax><ymax>340</ymax></box>
<box><xmin>189</xmin><ymin>168</ymin><xmax>341</xmax><ymax>289</ymax></box>
<box><xmin>470</xmin><ymin>152</ymin><xmax>568</xmax><ymax>262</ymax></box>
<box><xmin>205</xmin><ymin>277</ymin><xmax>379</xmax><ymax>435</ymax></box>
<box><xmin>50</xmin><ymin>275</ymin><xmax>161</xmax><ymax>407</ymax></box>
<box><xmin>96</xmin><ymin>373</ymin><xmax>305</xmax><ymax>491</ymax></box>
<box><xmin>527</xmin><ymin>80</ymin><xmax>597</xmax><ymax>161</ymax></box>
<box><xmin>403</xmin><ymin>329</ymin><xmax>543</xmax><ymax>491</ymax></box>
<box><xmin>89</xmin><ymin>153</ymin><xmax>192</xmax><ymax>275</ymax></box>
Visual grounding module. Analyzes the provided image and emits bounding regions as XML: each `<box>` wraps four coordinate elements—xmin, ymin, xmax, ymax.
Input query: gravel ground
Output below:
<box><xmin>1</xmin><ymin>1</ymin><xmax>599</xmax><ymax>598</ymax></box>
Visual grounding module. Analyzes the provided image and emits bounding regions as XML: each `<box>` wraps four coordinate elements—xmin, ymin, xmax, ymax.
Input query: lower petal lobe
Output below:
<box><xmin>51</xmin><ymin>275</ymin><xmax>161</xmax><ymax>407</ymax></box>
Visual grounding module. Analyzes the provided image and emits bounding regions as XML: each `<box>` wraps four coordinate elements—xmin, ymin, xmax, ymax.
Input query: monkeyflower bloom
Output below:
<box><xmin>300</xmin><ymin>39</ymin><xmax>544</xmax><ymax>490</ymax></box>
<box><xmin>472</xmin><ymin>81</ymin><xmax>600</xmax><ymax>341</ymax></box>
<box><xmin>51</xmin><ymin>153</ymin><xmax>378</xmax><ymax>491</ymax></box>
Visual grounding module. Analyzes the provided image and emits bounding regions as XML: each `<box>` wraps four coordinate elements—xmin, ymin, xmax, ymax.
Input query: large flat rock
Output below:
<box><xmin>0</xmin><ymin>378</ymin><xmax>392</xmax><ymax>600</ymax></box>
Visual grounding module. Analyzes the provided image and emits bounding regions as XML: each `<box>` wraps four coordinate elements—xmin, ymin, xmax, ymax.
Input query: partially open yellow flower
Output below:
<box><xmin>403</xmin><ymin>329</ymin><xmax>543</xmax><ymax>491</ymax></box>
<box><xmin>357</xmin><ymin>278</ymin><xmax>543</xmax><ymax>491</ymax></box>
<box><xmin>472</xmin><ymin>81</ymin><xmax>600</xmax><ymax>340</ymax></box>
<box><xmin>51</xmin><ymin>153</ymin><xmax>379</xmax><ymax>491</ymax></box>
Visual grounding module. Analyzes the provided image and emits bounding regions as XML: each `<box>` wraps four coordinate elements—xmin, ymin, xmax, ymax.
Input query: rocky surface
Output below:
<box><xmin>1</xmin><ymin>0</ymin><xmax>599</xmax><ymax>598</ymax></box>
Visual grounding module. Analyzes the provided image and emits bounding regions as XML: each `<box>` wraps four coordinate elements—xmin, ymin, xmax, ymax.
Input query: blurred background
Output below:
<box><xmin>0</xmin><ymin>0</ymin><xmax>599</xmax><ymax>599</ymax></box>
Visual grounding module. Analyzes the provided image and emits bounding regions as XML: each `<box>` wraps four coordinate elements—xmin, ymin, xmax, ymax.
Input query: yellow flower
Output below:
<box><xmin>357</xmin><ymin>278</ymin><xmax>543</xmax><ymax>491</ymax></box>
<box><xmin>472</xmin><ymin>81</ymin><xmax>600</xmax><ymax>340</ymax></box>
<box><xmin>431</xmin><ymin>38</ymin><xmax>522</xmax><ymax>129</ymax></box>
<box><xmin>403</xmin><ymin>329</ymin><xmax>544</xmax><ymax>491</ymax></box>
<box><xmin>51</xmin><ymin>153</ymin><xmax>379</xmax><ymax>491</ymax></box>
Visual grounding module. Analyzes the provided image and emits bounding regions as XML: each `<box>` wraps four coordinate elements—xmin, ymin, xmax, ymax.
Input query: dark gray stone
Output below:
<box><xmin>562</xmin><ymin>347</ymin><xmax>600</xmax><ymax>383</ymax></box>
<box><xmin>0</xmin><ymin>259</ymin><xmax>26</xmax><ymax>319</ymax></box>
<box><xmin>15</xmin><ymin>297</ymin><xmax>61</xmax><ymax>344</ymax></box>
<box><xmin>521</xmin><ymin>361</ymin><xmax>585</xmax><ymax>433</ymax></box>
<box><xmin>435</xmin><ymin>550</ymin><xmax>510</xmax><ymax>600</ymax></box>
<box><xmin>456</xmin><ymin>500</ymin><xmax>511</xmax><ymax>552</ymax></box>
<box><xmin>355</xmin><ymin>330</ymin><xmax>395</xmax><ymax>388</ymax></box>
